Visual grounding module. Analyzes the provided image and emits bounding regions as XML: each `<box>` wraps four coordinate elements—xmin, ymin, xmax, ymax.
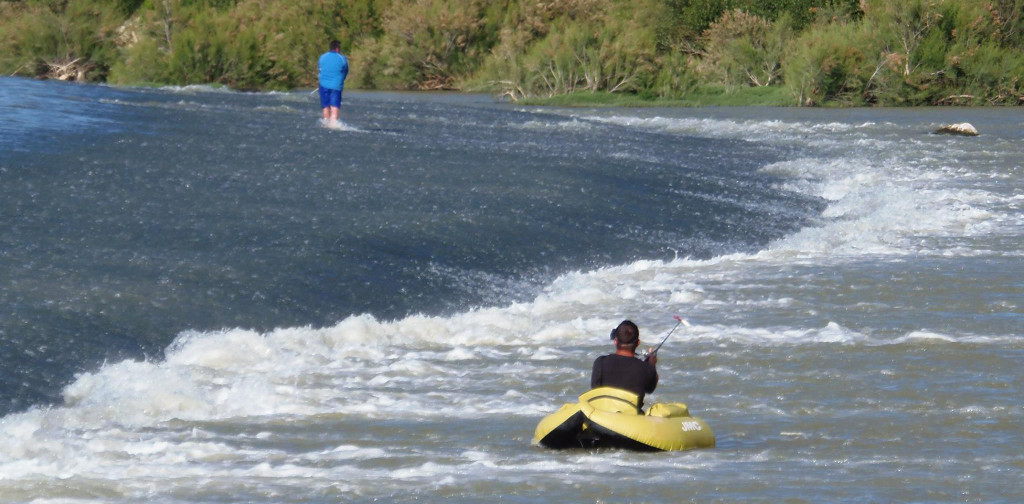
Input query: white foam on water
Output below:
<box><xmin>98</xmin><ymin>97</ymin><xmax>236</xmax><ymax>113</ymax></box>
<box><xmin>251</xmin><ymin>104</ymin><xmax>301</xmax><ymax>114</ymax></box>
<box><xmin>515</xmin><ymin>118</ymin><xmax>594</xmax><ymax>132</ymax></box>
<box><xmin>319</xmin><ymin>118</ymin><xmax>362</xmax><ymax>132</ymax></box>
<box><xmin>589</xmin><ymin>112</ymin><xmax>1020</xmax><ymax>257</ymax></box>
<box><xmin>156</xmin><ymin>84</ymin><xmax>238</xmax><ymax>94</ymax></box>
<box><xmin>583</xmin><ymin>114</ymin><xmax>884</xmax><ymax>151</ymax></box>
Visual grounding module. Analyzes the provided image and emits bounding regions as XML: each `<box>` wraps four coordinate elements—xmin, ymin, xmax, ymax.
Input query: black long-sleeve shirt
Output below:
<box><xmin>591</xmin><ymin>354</ymin><xmax>658</xmax><ymax>408</ymax></box>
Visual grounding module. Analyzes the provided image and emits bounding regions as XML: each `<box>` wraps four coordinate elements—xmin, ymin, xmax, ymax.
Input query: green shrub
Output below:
<box><xmin>471</xmin><ymin>0</ymin><xmax>663</xmax><ymax>99</ymax></box>
<box><xmin>698</xmin><ymin>9</ymin><xmax>793</xmax><ymax>87</ymax></box>
<box><xmin>110</xmin><ymin>0</ymin><xmax>376</xmax><ymax>89</ymax></box>
<box><xmin>4</xmin><ymin>0</ymin><xmax>1024</xmax><ymax>105</ymax></box>
<box><xmin>783</xmin><ymin>20</ymin><xmax>875</xmax><ymax>105</ymax></box>
<box><xmin>650</xmin><ymin>51</ymin><xmax>699</xmax><ymax>99</ymax></box>
<box><xmin>949</xmin><ymin>41</ymin><xmax>1024</xmax><ymax>105</ymax></box>
<box><xmin>108</xmin><ymin>37</ymin><xmax>167</xmax><ymax>84</ymax></box>
<box><xmin>225</xmin><ymin>0</ymin><xmax>353</xmax><ymax>90</ymax></box>
<box><xmin>348</xmin><ymin>0</ymin><xmax>497</xmax><ymax>90</ymax></box>
<box><xmin>662</xmin><ymin>0</ymin><xmax>728</xmax><ymax>39</ymax></box>
<box><xmin>854</xmin><ymin>0</ymin><xmax>1024</xmax><ymax>105</ymax></box>
<box><xmin>0</xmin><ymin>0</ymin><xmax>122</xmax><ymax>81</ymax></box>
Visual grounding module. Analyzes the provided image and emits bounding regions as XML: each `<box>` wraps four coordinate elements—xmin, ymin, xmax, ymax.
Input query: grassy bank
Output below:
<box><xmin>2</xmin><ymin>0</ymin><xmax>1023</xmax><ymax>106</ymax></box>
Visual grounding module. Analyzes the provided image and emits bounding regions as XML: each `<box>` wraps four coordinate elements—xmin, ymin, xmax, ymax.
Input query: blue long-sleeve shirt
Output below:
<box><xmin>318</xmin><ymin>51</ymin><xmax>349</xmax><ymax>91</ymax></box>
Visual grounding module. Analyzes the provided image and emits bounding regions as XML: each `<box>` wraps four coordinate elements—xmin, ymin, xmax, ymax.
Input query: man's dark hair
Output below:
<box><xmin>330</xmin><ymin>40</ymin><xmax>341</xmax><ymax>52</ymax></box>
<box><xmin>613</xmin><ymin>320</ymin><xmax>639</xmax><ymax>350</ymax></box>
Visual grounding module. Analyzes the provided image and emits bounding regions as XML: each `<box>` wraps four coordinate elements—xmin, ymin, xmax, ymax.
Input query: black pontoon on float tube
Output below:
<box><xmin>533</xmin><ymin>387</ymin><xmax>715</xmax><ymax>452</ymax></box>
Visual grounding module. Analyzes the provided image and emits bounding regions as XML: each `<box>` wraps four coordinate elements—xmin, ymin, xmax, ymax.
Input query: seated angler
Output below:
<box><xmin>591</xmin><ymin>320</ymin><xmax>658</xmax><ymax>409</ymax></box>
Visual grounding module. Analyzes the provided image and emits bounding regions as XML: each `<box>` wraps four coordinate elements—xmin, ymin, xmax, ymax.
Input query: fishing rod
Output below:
<box><xmin>643</xmin><ymin>315</ymin><xmax>690</xmax><ymax>362</ymax></box>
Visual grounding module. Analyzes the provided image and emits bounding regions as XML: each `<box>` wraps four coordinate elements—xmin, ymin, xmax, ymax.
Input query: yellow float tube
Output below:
<box><xmin>533</xmin><ymin>387</ymin><xmax>715</xmax><ymax>452</ymax></box>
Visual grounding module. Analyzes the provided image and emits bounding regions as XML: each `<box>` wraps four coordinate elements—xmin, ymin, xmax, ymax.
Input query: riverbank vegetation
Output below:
<box><xmin>2</xmin><ymin>0</ymin><xmax>1023</xmax><ymax>106</ymax></box>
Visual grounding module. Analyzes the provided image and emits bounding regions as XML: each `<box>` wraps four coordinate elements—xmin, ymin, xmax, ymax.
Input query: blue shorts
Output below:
<box><xmin>319</xmin><ymin>86</ymin><xmax>342</xmax><ymax>108</ymax></box>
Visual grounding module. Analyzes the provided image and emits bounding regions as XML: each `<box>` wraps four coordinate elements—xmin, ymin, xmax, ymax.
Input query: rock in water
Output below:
<box><xmin>934</xmin><ymin>123</ymin><xmax>979</xmax><ymax>136</ymax></box>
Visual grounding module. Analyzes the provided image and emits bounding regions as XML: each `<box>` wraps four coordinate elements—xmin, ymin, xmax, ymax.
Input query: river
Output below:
<box><xmin>0</xmin><ymin>77</ymin><xmax>1021</xmax><ymax>502</ymax></box>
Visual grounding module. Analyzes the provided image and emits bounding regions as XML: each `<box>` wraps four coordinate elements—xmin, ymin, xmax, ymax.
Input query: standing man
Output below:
<box><xmin>591</xmin><ymin>320</ymin><xmax>658</xmax><ymax>409</ymax></box>
<box><xmin>318</xmin><ymin>40</ymin><xmax>349</xmax><ymax>125</ymax></box>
